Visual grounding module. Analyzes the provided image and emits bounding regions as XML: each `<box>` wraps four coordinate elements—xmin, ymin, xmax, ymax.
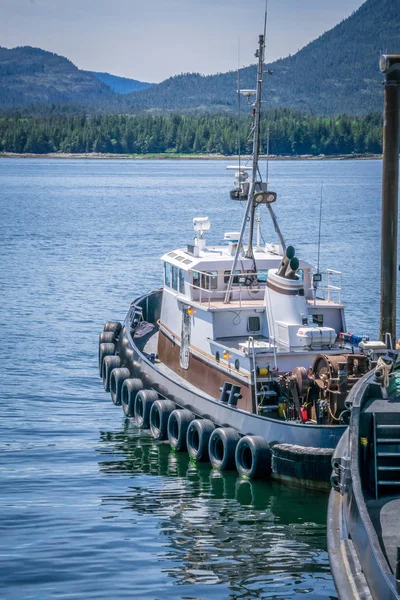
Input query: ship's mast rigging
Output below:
<box><xmin>223</xmin><ymin>29</ymin><xmax>285</xmax><ymax>304</ymax></box>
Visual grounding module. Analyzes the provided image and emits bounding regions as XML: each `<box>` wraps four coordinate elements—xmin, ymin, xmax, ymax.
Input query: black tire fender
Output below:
<box><xmin>235</xmin><ymin>435</ymin><xmax>271</xmax><ymax>479</ymax></box>
<box><xmin>99</xmin><ymin>342</ymin><xmax>115</xmax><ymax>378</ymax></box>
<box><xmin>271</xmin><ymin>443</ymin><xmax>334</xmax><ymax>484</ymax></box>
<box><xmin>103</xmin><ymin>355</ymin><xmax>121</xmax><ymax>392</ymax></box>
<box><xmin>110</xmin><ymin>367</ymin><xmax>130</xmax><ymax>406</ymax></box>
<box><xmin>104</xmin><ymin>321</ymin><xmax>122</xmax><ymax>337</ymax></box>
<box><xmin>149</xmin><ymin>399</ymin><xmax>176</xmax><ymax>440</ymax></box>
<box><xmin>99</xmin><ymin>331</ymin><xmax>115</xmax><ymax>345</ymax></box>
<box><xmin>167</xmin><ymin>409</ymin><xmax>194</xmax><ymax>452</ymax></box>
<box><xmin>208</xmin><ymin>427</ymin><xmax>240</xmax><ymax>470</ymax></box>
<box><xmin>121</xmin><ymin>378</ymin><xmax>144</xmax><ymax>417</ymax></box>
<box><xmin>186</xmin><ymin>419</ymin><xmax>215</xmax><ymax>461</ymax></box>
<box><xmin>134</xmin><ymin>389</ymin><xmax>159</xmax><ymax>428</ymax></box>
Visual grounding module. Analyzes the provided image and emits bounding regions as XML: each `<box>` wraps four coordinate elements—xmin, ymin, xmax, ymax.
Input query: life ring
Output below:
<box><xmin>134</xmin><ymin>389</ymin><xmax>159</xmax><ymax>428</ymax></box>
<box><xmin>167</xmin><ymin>409</ymin><xmax>194</xmax><ymax>452</ymax></box>
<box><xmin>110</xmin><ymin>367</ymin><xmax>130</xmax><ymax>406</ymax></box>
<box><xmin>102</xmin><ymin>355</ymin><xmax>121</xmax><ymax>392</ymax></box>
<box><xmin>149</xmin><ymin>399</ymin><xmax>176</xmax><ymax>440</ymax></box>
<box><xmin>208</xmin><ymin>427</ymin><xmax>240</xmax><ymax>470</ymax></box>
<box><xmin>235</xmin><ymin>435</ymin><xmax>271</xmax><ymax>479</ymax></box>
<box><xmin>98</xmin><ymin>342</ymin><xmax>115</xmax><ymax>378</ymax></box>
<box><xmin>121</xmin><ymin>378</ymin><xmax>143</xmax><ymax>417</ymax></box>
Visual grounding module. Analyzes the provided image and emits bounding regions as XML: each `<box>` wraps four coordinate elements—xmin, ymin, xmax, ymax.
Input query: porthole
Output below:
<box><xmin>234</xmin><ymin>359</ymin><xmax>240</xmax><ymax>371</ymax></box>
<box><xmin>215</xmin><ymin>351</ymin><xmax>220</xmax><ymax>362</ymax></box>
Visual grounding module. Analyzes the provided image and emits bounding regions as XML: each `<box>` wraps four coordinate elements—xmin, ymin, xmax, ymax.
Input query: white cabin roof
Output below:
<box><xmin>161</xmin><ymin>245</ymin><xmax>315</xmax><ymax>272</ymax></box>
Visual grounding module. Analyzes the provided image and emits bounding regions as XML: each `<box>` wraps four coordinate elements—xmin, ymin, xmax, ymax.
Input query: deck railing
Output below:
<box><xmin>307</xmin><ymin>269</ymin><xmax>342</xmax><ymax>304</ymax></box>
<box><xmin>188</xmin><ymin>268</ymin><xmax>267</xmax><ymax>309</ymax></box>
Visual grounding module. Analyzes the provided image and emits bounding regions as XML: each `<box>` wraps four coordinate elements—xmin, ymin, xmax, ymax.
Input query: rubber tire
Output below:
<box><xmin>110</xmin><ymin>367</ymin><xmax>130</xmax><ymax>406</ymax></box>
<box><xmin>104</xmin><ymin>321</ymin><xmax>122</xmax><ymax>337</ymax></box>
<box><xmin>187</xmin><ymin>419</ymin><xmax>215</xmax><ymax>461</ymax></box>
<box><xmin>149</xmin><ymin>399</ymin><xmax>176</xmax><ymax>440</ymax></box>
<box><xmin>167</xmin><ymin>409</ymin><xmax>194</xmax><ymax>452</ymax></box>
<box><xmin>103</xmin><ymin>355</ymin><xmax>121</xmax><ymax>392</ymax></box>
<box><xmin>134</xmin><ymin>389</ymin><xmax>159</xmax><ymax>428</ymax></box>
<box><xmin>99</xmin><ymin>331</ymin><xmax>115</xmax><ymax>345</ymax></box>
<box><xmin>235</xmin><ymin>435</ymin><xmax>271</xmax><ymax>479</ymax></box>
<box><xmin>209</xmin><ymin>427</ymin><xmax>240</xmax><ymax>470</ymax></box>
<box><xmin>99</xmin><ymin>342</ymin><xmax>115</xmax><ymax>378</ymax></box>
<box><xmin>121</xmin><ymin>378</ymin><xmax>143</xmax><ymax>416</ymax></box>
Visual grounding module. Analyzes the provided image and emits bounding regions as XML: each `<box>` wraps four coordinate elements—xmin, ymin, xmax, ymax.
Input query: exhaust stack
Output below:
<box><xmin>379</xmin><ymin>55</ymin><xmax>400</xmax><ymax>342</ymax></box>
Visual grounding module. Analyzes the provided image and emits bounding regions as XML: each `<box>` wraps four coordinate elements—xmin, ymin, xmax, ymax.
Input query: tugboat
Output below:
<box><xmin>327</xmin><ymin>54</ymin><xmax>400</xmax><ymax>599</ymax></box>
<box><xmin>98</xmin><ymin>32</ymin><xmax>386</xmax><ymax>489</ymax></box>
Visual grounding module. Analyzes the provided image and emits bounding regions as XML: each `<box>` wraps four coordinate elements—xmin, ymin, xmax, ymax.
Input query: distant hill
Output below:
<box><xmin>0</xmin><ymin>46</ymin><xmax>115</xmax><ymax>107</ymax></box>
<box><xmin>90</xmin><ymin>71</ymin><xmax>152</xmax><ymax>94</ymax></box>
<box><xmin>123</xmin><ymin>0</ymin><xmax>399</xmax><ymax>115</ymax></box>
<box><xmin>0</xmin><ymin>0</ymin><xmax>398</xmax><ymax>115</ymax></box>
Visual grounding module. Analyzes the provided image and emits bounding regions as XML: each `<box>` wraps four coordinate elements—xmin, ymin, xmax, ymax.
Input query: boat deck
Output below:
<box><xmin>195</xmin><ymin>297</ymin><xmax>342</xmax><ymax>311</ymax></box>
<box><xmin>367</xmin><ymin>496</ymin><xmax>400</xmax><ymax>574</ymax></box>
<box><xmin>198</xmin><ymin>297</ymin><xmax>265</xmax><ymax>310</ymax></box>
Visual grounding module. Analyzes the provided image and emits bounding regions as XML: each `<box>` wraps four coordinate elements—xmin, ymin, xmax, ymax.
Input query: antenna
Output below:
<box><xmin>263</xmin><ymin>0</ymin><xmax>268</xmax><ymax>42</ymax></box>
<box><xmin>237</xmin><ymin>39</ymin><xmax>241</xmax><ymax>174</ymax></box>
<box><xmin>265</xmin><ymin>125</ymin><xmax>270</xmax><ymax>188</ymax></box>
<box><xmin>317</xmin><ymin>182</ymin><xmax>323</xmax><ymax>273</ymax></box>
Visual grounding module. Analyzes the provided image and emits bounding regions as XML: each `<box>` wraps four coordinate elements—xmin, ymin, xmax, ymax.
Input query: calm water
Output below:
<box><xmin>1</xmin><ymin>157</ymin><xmax>399</xmax><ymax>600</ymax></box>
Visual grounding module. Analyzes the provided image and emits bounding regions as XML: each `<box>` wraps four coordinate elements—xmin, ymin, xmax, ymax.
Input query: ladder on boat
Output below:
<box><xmin>373</xmin><ymin>413</ymin><xmax>400</xmax><ymax>499</ymax></box>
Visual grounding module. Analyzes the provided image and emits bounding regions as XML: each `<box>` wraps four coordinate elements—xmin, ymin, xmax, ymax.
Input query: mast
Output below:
<box><xmin>246</xmin><ymin>34</ymin><xmax>266</xmax><ymax>260</ymax></box>
<box><xmin>224</xmin><ymin>34</ymin><xmax>265</xmax><ymax>303</ymax></box>
<box><xmin>379</xmin><ymin>54</ymin><xmax>400</xmax><ymax>343</ymax></box>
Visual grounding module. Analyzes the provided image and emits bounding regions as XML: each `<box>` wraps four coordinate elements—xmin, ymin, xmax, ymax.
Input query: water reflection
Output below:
<box><xmin>98</xmin><ymin>418</ymin><xmax>337</xmax><ymax>599</ymax></box>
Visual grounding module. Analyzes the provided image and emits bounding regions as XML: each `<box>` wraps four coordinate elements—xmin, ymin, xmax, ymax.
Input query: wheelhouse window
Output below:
<box><xmin>164</xmin><ymin>262</ymin><xmax>171</xmax><ymax>287</ymax></box>
<box><xmin>224</xmin><ymin>270</ymin><xmax>241</xmax><ymax>284</ymax></box>
<box><xmin>200</xmin><ymin>271</ymin><xmax>218</xmax><ymax>290</ymax></box>
<box><xmin>247</xmin><ymin>316</ymin><xmax>261</xmax><ymax>333</ymax></box>
<box><xmin>257</xmin><ymin>270</ymin><xmax>268</xmax><ymax>283</ymax></box>
<box><xmin>179</xmin><ymin>269</ymin><xmax>185</xmax><ymax>294</ymax></box>
<box><xmin>172</xmin><ymin>265</ymin><xmax>178</xmax><ymax>291</ymax></box>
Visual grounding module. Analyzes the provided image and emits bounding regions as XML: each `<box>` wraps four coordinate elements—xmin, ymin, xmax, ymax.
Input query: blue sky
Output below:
<box><xmin>0</xmin><ymin>0</ymin><xmax>365</xmax><ymax>82</ymax></box>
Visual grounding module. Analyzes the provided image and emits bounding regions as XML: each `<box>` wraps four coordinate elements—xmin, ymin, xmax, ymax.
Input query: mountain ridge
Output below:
<box><xmin>122</xmin><ymin>0</ymin><xmax>399</xmax><ymax>115</ymax></box>
<box><xmin>0</xmin><ymin>0</ymin><xmax>398</xmax><ymax>115</ymax></box>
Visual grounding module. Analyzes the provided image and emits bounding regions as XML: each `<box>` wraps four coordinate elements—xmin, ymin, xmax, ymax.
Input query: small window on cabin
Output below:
<box><xmin>312</xmin><ymin>314</ymin><xmax>324</xmax><ymax>326</ymax></box>
<box><xmin>224</xmin><ymin>270</ymin><xmax>241</xmax><ymax>284</ymax></box>
<box><xmin>248</xmin><ymin>316</ymin><xmax>261</xmax><ymax>333</ymax></box>
<box><xmin>164</xmin><ymin>262</ymin><xmax>171</xmax><ymax>287</ymax></box>
<box><xmin>200</xmin><ymin>271</ymin><xmax>218</xmax><ymax>290</ymax></box>
<box><xmin>172</xmin><ymin>265</ymin><xmax>178</xmax><ymax>291</ymax></box>
<box><xmin>179</xmin><ymin>269</ymin><xmax>185</xmax><ymax>294</ymax></box>
<box><xmin>257</xmin><ymin>270</ymin><xmax>268</xmax><ymax>283</ymax></box>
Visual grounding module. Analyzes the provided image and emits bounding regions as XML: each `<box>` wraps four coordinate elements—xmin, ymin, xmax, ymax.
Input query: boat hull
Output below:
<box><xmin>107</xmin><ymin>290</ymin><xmax>347</xmax><ymax>488</ymax></box>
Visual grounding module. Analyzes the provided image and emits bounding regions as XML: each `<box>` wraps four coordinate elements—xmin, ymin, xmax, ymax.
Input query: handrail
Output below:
<box><xmin>310</xmin><ymin>268</ymin><xmax>343</xmax><ymax>304</ymax></box>
<box><xmin>249</xmin><ymin>336</ymin><xmax>258</xmax><ymax>415</ymax></box>
<box><xmin>188</xmin><ymin>281</ymin><xmax>265</xmax><ymax>309</ymax></box>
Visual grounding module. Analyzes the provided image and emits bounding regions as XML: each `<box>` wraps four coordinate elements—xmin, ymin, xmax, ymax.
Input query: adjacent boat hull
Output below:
<box><xmin>327</xmin><ymin>370</ymin><xmax>400</xmax><ymax>600</ymax></box>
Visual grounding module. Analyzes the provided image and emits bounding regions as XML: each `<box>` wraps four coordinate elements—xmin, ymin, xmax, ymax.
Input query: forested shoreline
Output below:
<box><xmin>0</xmin><ymin>110</ymin><xmax>383</xmax><ymax>156</ymax></box>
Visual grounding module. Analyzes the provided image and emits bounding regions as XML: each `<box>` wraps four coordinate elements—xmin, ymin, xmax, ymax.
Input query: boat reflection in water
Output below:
<box><xmin>97</xmin><ymin>420</ymin><xmax>337</xmax><ymax>599</ymax></box>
